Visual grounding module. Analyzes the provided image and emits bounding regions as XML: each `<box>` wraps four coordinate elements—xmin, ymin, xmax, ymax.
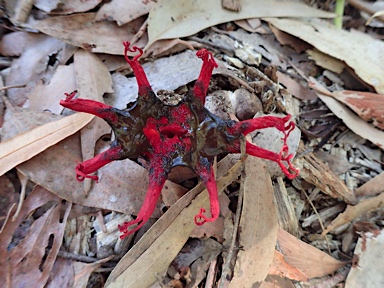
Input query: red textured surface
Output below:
<box><xmin>60</xmin><ymin>42</ymin><xmax>299</xmax><ymax>239</ymax></box>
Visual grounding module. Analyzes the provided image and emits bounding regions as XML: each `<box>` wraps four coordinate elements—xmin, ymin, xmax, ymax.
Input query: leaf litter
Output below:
<box><xmin>1</xmin><ymin>0</ymin><xmax>383</xmax><ymax>287</ymax></box>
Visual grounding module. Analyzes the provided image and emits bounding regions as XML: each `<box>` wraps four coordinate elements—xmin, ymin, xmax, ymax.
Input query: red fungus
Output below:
<box><xmin>60</xmin><ymin>42</ymin><xmax>299</xmax><ymax>239</ymax></box>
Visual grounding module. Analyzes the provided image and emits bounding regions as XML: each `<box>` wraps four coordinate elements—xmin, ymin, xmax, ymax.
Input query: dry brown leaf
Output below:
<box><xmin>73</xmin><ymin>256</ymin><xmax>114</xmax><ymax>288</ymax></box>
<box><xmin>355</xmin><ymin>171</ymin><xmax>384</xmax><ymax>197</ymax></box>
<box><xmin>0</xmin><ymin>175</ymin><xmax>17</xmax><ymax>222</ymax></box>
<box><xmin>0</xmin><ymin>186</ymin><xmax>71</xmax><ymax>288</ymax></box>
<box><xmin>323</xmin><ymin>192</ymin><xmax>384</xmax><ymax>235</ymax></box>
<box><xmin>270</xmin><ymin>25</ymin><xmax>311</xmax><ymax>53</ymax></box>
<box><xmin>34</xmin><ymin>13</ymin><xmax>147</xmax><ymax>55</ymax></box>
<box><xmin>278</xmin><ymin>228</ymin><xmax>345</xmax><ymax>278</ymax></box>
<box><xmin>46</xmin><ymin>258</ymin><xmax>74</xmax><ymax>287</ymax></box>
<box><xmin>95</xmin><ymin>0</ymin><xmax>156</xmax><ymax>26</ymax></box>
<box><xmin>306</xmin><ymin>49</ymin><xmax>345</xmax><ymax>74</ymax></box>
<box><xmin>0</xmin><ymin>112</ymin><xmax>94</xmax><ymax>176</ymax></box>
<box><xmin>276</xmin><ymin>71</ymin><xmax>317</xmax><ymax>100</ymax></box>
<box><xmin>265</xmin><ymin>18</ymin><xmax>384</xmax><ymax>95</ymax></box>
<box><xmin>269</xmin><ymin>250</ymin><xmax>308</xmax><ymax>282</ymax></box>
<box><xmin>145</xmin><ymin>0</ymin><xmax>334</xmax><ymax>50</ymax></box>
<box><xmin>230</xmin><ymin>157</ymin><xmax>278</xmax><ymax>286</ymax></box>
<box><xmin>309</xmin><ymin>78</ymin><xmax>384</xmax><ymax>150</ymax></box>
<box><xmin>28</xmin><ymin>64</ymin><xmax>76</xmax><ymax>114</ymax></box>
<box><xmin>74</xmin><ymin>49</ymin><xmax>113</xmax><ymax>100</ymax></box>
<box><xmin>324</xmin><ymin>90</ymin><xmax>384</xmax><ymax>130</ymax></box>
<box><xmin>105</xmin><ymin>155</ymin><xmax>242</xmax><ymax>288</ymax></box>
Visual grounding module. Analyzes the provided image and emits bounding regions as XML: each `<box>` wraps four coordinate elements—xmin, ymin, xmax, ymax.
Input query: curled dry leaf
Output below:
<box><xmin>145</xmin><ymin>0</ymin><xmax>334</xmax><ymax>50</ymax></box>
<box><xmin>0</xmin><ymin>186</ymin><xmax>71</xmax><ymax>288</ymax></box>
<box><xmin>309</xmin><ymin>78</ymin><xmax>384</xmax><ymax>149</ymax></box>
<box><xmin>96</xmin><ymin>0</ymin><xmax>156</xmax><ymax>26</ymax></box>
<box><xmin>269</xmin><ymin>250</ymin><xmax>308</xmax><ymax>282</ymax></box>
<box><xmin>34</xmin><ymin>13</ymin><xmax>147</xmax><ymax>55</ymax></box>
<box><xmin>278</xmin><ymin>228</ymin><xmax>346</xmax><ymax>278</ymax></box>
<box><xmin>315</xmin><ymin>89</ymin><xmax>384</xmax><ymax>130</ymax></box>
<box><xmin>265</xmin><ymin>18</ymin><xmax>384</xmax><ymax>95</ymax></box>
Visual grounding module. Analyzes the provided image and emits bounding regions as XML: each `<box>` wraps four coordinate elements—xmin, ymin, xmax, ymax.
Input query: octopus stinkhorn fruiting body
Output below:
<box><xmin>60</xmin><ymin>42</ymin><xmax>299</xmax><ymax>239</ymax></box>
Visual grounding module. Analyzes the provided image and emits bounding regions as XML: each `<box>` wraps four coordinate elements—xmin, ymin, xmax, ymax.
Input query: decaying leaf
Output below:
<box><xmin>345</xmin><ymin>230</ymin><xmax>384</xmax><ymax>288</ymax></box>
<box><xmin>265</xmin><ymin>18</ymin><xmax>384</xmax><ymax>95</ymax></box>
<box><xmin>95</xmin><ymin>0</ymin><xmax>156</xmax><ymax>26</ymax></box>
<box><xmin>315</xmin><ymin>89</ymin><xmax>384</xmax><ymax>130</ymax></box>
<box><xmin>309</xmin><ymin>78</ymin><xmax>384</xmax><ymax>149</ymax></box>
<box><xmin>145</xmin><ymin>0</ymin><xmax>334</xmax><ymax>50</ymax></box>
<box><xmin>0</xmin><ymin>112</ymin><xmax>94</xmax><ymax>176</ymax></box>
<box><xmin>230</xmin><ymin>157</ymin><xmax>278</xmax><ymax>286</ymax></box>
<box><xmin>269</xmin><ymin>250</ymin><xmax>308</xmax><ymax>282</ymax></box>
<box><xmin>34</xmin><ymin>13</ymin><xmax>147</xmax><ymax>55</ymax></box>
<box><xmin>0</xmin><ymin>186</ymin><xmax>71</xmax><ymax>287</ymax></box>
<box><xmin>278</xmin><ymin>228</ymin><xmax>346</xmax><ymax>278</ymax></box>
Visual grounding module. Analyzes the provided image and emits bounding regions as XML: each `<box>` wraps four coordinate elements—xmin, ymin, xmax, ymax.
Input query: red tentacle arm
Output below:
<box><xmin>60</xmin><ymin>91</ymin><xmax>118</xmax><ymax>124</ymax></box>
<box><xmin>193</xmin><ymin>49</ymin><xmax>218</xmax><ymax>105</ymax></box>
<box><xmin>123</xmin><ymin>42</ymin><xmax>154</xmax><ymax>99</ymax></box>
<box><xmin>245</xmin><ymin>141</ymin><xmax>299</xmax><ymax>179</ymax></box>
<box><xmin>75</xmin><ymin>146</ymin><xmax>124</xmax><ymax>182</ymax></box>
<box><xmin>230</xmin><ymin>114</ymin><xmax>294</xmax><ymax>136</ymax></box>
<box><xmin>118</xmin><ymin>157</ymin><xmax>168</xmax><ymax>239</ymax></box>
<box><xmin>194</xmin><ymin>161</ymin><xmax>219</xmax><ymax>225</ymax></box>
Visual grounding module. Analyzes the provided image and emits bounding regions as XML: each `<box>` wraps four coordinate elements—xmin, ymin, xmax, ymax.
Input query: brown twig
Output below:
<box><xmin>0</xmin><ymin>84</ymin><xmax>27</xmax><ymax>91</ymax></box>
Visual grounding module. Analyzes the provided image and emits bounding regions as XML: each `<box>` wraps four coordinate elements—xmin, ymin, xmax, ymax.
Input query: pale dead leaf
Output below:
<box><xmin>34</xmin><ymin>0</ymin><xmax>60</xmax><ymax>12</ymax></box>
<box><xmin>105</xmin><ymin>155</ymin><xmax>242</xmax><ymax>288</ymax></box>
<box><xmin>46</xmin><ymin>258</ymin><xmax>74</xmax><ymax>288</ymax></box>
<box><xmin>34</xmin><ymin>13</ymin><xmax>147</xmax><ymax>55</ymax></box>
<box><xmin>323</xmin><ymin>192</ymin><xmax>384</xmax><ymax>235</ymax></box>
<box><xmin>345</xmin><ymin>230</ymin><xmax>384</xmax><ymax>288</ymax></box>
<box><xmin>0</xmin><ymin>186</ymin><xmax>71</xmax><ymax>288</ymax></box>
<box><xmin>278</xmin><ymin>228</ymin><xmax>345</xmax><ymax>278</ymax></box>
<box><xmin>306</xmin><ymin>49</ymin><xmax>345</xmax><ymax>74</ymax></box>
<box><xmin>145</xmin><ymin>0</ymin><xmax>334</xmax><ymax>50</ymax></box>
<box><xmin>309</xmin><ymin>78</ymin><xmax>384</xmax><ymax>150</ymax></box>
<box><xmin>0</xmin><ymin>31</ymin><xmax>32</xmax><ymax>56</ymax></box>
<box><xmin>269</xmin><ymin>250</ymin><xmax>308</xmax><ymax>282</ymax></box>
<box><xmin>28</xmin><ymin>64</ymin><xmax>76</xmax><ymax>114</ymax></box>
<box><xmin>276</xmin><ymin>71</ymin><xmax>317</xmax><ymax>101</ymax></box>
<box><xmin>50</xmin><ymin>0</ymin><xmax>103</xmax><ymax>14</ymax></box>
<box><xmin>74</xmin><ymin>49</ymin><xmax>114</xmax><ymax>100</ymax></box>
<box><xmin>0</xmin><ymin>112</ymin><xmax>94</xmax><ymax>176</ymax></box>
<box><xmin>6</xmin><ymin>34</ymin><xmax>67</xmax><ymax>106</ymax></box>
<box><xmin>96</xmin><ymin>0</ymin><xmax>156</xmax><ymax>26</ymax></box>
<box><xmin>1</xmin><ymin>97</ymin><xmax>63</xmax><ymax>141</ymax></box>
<box><xmin>190</xmin><ymin>216</ymin><xmax>224</xmax><ymax>243</ymax></box>
<box><xmin>265</xmin><ymin>18</ymin><xmax>384</xmax><ymax>95</ymax></box>
<box><xmin>355</xmin><ymin>171</ymin><xmax>384</xmax><ymax>197</ymax></box>
<box><xmin>230</xmin><ymin>157</ymin><xmax>278</xmax><ymax>286</ymax></box>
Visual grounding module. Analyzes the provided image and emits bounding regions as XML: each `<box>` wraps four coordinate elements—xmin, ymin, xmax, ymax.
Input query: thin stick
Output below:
<box><xmin>0</xmin><ymin>84</ymin><xmax>27</xmax><ymax>91</ymax></box>
<box><xmin>219</xmin><ymin>138</ymin><xmax>247</xmax><ymax>287</ymax></box>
